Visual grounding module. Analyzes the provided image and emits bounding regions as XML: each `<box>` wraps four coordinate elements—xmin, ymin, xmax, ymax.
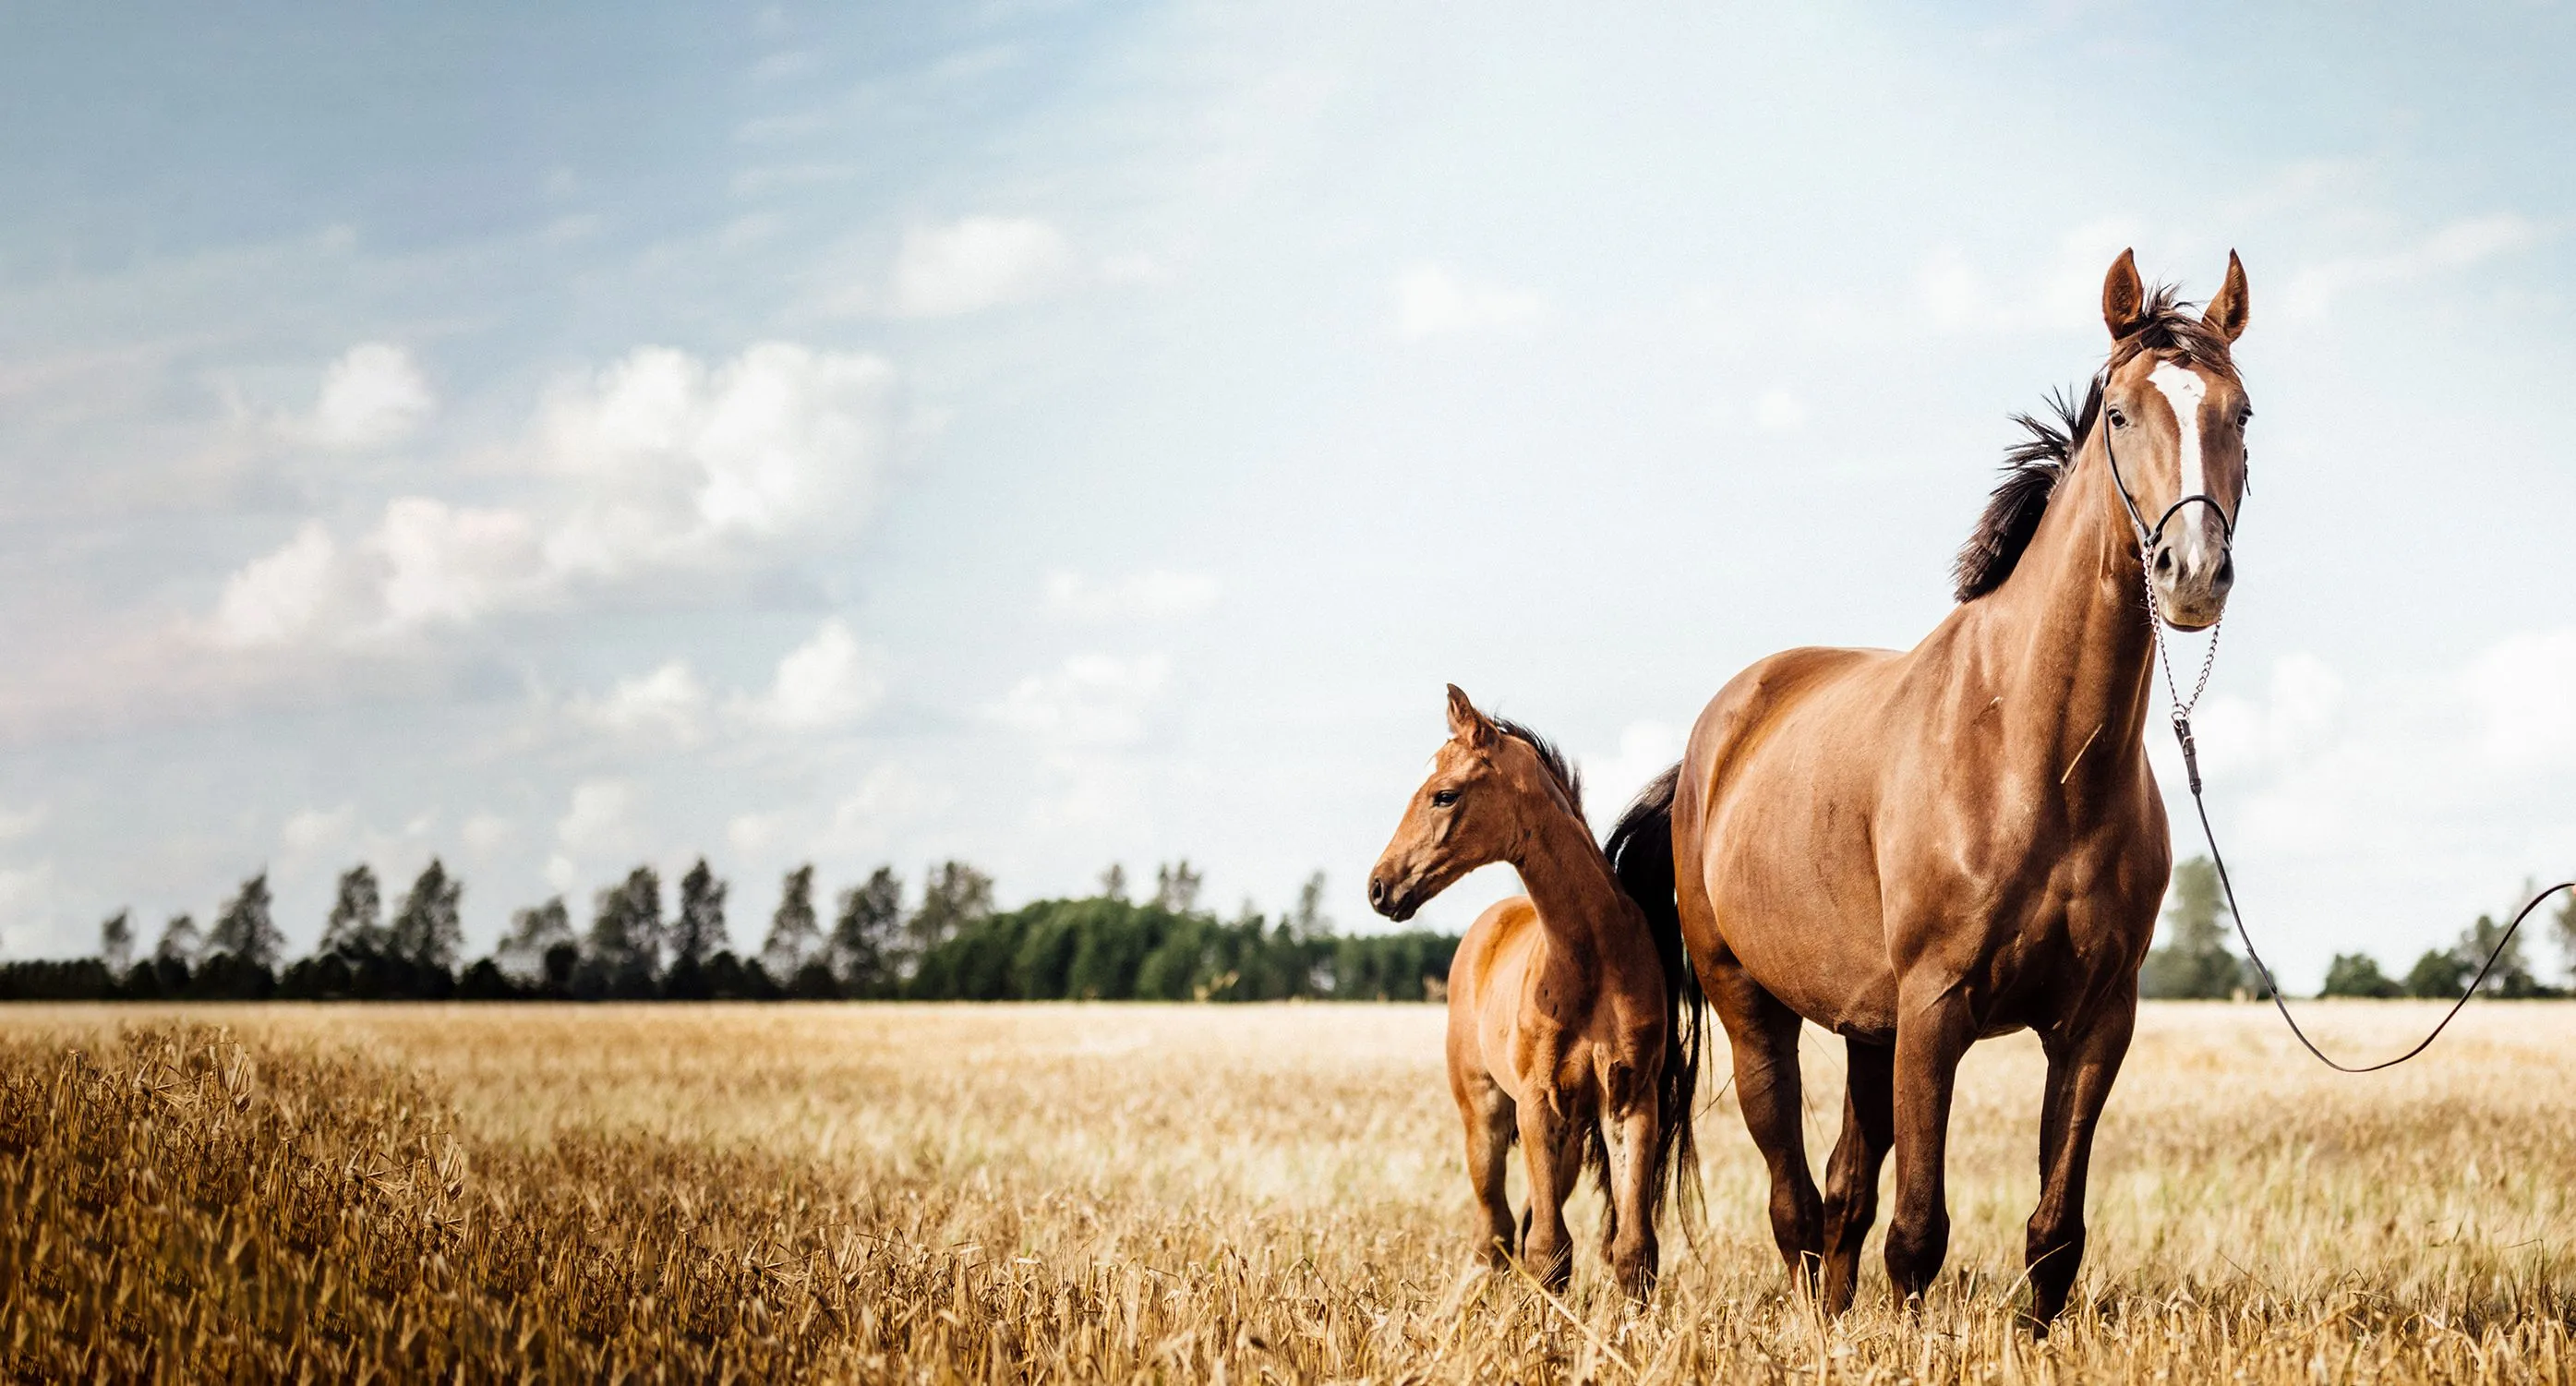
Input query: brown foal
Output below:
<box><xmin>1613</xmin><ymin>250</ymin><xmax>2254</xmax><ymax>1329</ymax></box>
<box><xmin>1368</xmin><ymin>686</ymin><xmax>1703</xmax><ymax>1298</ymax></box>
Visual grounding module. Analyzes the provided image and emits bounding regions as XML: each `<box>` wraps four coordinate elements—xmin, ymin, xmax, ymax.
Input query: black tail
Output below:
<box><xmin>1606</xmin><ymin>762</ymin><xmax>1704</xmax><ymax>1236</ymax></box>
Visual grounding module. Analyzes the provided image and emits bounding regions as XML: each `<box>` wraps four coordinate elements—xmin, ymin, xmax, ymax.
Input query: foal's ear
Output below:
<box><xmin>2203</xmin><ymin>249</ymin><xmax>2250</xmax><ymax>343</ymax></box>
<box><xmin>1444</xmin><ymin>683</ymin><xmax>1495</xmax><ymax>747</ymax></box>
<box><xmin>2101</xmin><ymin>248</ymin><xmax>2147</xmax><ymax>340</ymax></box>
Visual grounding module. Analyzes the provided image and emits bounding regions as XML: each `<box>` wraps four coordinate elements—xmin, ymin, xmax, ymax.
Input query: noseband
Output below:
<box><xmin>2094</xmin><ymin>366</ymin><xmax>2238</xmax><ymax>562</ymax></box>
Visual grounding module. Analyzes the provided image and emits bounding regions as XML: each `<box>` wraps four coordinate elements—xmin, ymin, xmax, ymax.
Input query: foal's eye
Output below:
<box><xmin>2107</xmin><ymin>407</ymin><xmax>2128</xmax><ymax>428</ymax></box>
<box><xmin>1430</xmin><ymin>789</ymin><xmax>1461</xmax><ymax>808</ymax></box>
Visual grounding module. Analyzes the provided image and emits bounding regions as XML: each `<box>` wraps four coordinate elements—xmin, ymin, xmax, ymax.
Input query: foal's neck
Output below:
<box><xmin>1982</xmin><ymin>431</ymin><xmax>2160</xmax><ymax>770</ymax></box>
<box><xmin>1510</xmin><ymin>799</ymin><xmax>1630</xmax><ymax>955</ymax></box>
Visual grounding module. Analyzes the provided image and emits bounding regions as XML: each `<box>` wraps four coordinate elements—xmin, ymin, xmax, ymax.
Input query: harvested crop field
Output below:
<box><xmin>6</xmin><ymin>1001</ymin><xmax>2576</xmax><ymax>1381</ymax></box>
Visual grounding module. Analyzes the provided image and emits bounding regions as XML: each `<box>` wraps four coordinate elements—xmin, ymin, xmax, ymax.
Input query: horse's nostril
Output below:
<box><xmin>2215</xmin><ymin>554</ymin><xmax>2234</xmax><ymax>586</ymax></box>
<box><xmin>2154</xmin><ymin>548</ymin><xmax>2174</xmax><ymax>576</ymax></box>
<box><xmin>1367</xmin><ymin>875</ymin><xmax>1387</xmax><ymax>907</ymax></box>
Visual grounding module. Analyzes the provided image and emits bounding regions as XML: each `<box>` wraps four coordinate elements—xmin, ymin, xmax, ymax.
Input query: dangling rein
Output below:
<box><xmin>2103</xmin><ymin>407</ymin><xmax>2576</xmax><ymax>1072</ymax></box>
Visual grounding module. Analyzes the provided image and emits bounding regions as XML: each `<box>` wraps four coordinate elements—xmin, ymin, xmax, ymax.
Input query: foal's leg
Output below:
<box><xmin>1457</xmin><ymin>1071</ymin><xmax>1519</xmax><ymax>1270</ymax></box>
<box><xmin>1883</xmin><ymin>975</ymin><xmax>1977</xmax><ymax>1303</ymax></box>
<box><xmin>1602</xmin><ymin>1090</ymin><xmax>1662</xmax><ymax>1300</ymax></box>
<box><xmin>1515</xmin><ymin>1094</ymin><xmax>1577</xmax><ymax>1292</ymax></box>
<box><xmin>2025</xmin><ymin>996</ymin><xmax>2136</xmax><ymax>1331</ymax></box>
<box><xmin>1820</xmin><ymin>1039</ymin><xmax>1895</xmax><ymax>1315</ymax></box>
<box><xmin>1705</xmin><ymin>956</ymin><xmax>1824</xmax><ymax>1293</ymax></box>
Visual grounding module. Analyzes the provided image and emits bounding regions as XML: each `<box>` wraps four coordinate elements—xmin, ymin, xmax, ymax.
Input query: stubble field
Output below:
<box><xmin>5</xmin><ymin>1001</ymin><xmax>2576</xmax><ymax>1382</ymax></box>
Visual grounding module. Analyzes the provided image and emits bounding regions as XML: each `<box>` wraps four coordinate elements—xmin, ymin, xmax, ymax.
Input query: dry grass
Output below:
<box><xmin>5</xmin><ymin>1001</ymin><xmax>2576</xmax><ymax>1381</ymax></box>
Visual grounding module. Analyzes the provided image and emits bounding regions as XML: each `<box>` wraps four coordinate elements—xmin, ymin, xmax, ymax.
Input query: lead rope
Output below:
<box><xmin>2140</xmin><ymin>545</ymin><xmax>2576</xmax><ymax>1072</ymax></box>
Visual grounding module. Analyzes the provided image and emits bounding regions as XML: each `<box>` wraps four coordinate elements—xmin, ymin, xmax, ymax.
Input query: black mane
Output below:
<box><xmin>1951</xmin><ymin>285</ymin><xmax>2241</xmax><ymax>603</ymax></box>
<box><xmin>1493</xmin><ymin>717</ymin><xmax>1583</xmax><ymax>819</ymax></box>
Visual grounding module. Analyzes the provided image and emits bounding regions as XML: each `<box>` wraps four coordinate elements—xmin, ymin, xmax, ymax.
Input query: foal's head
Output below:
<box><xmin>1366</xmin><ymin>685</ymin><xmax>1584</xmax><ymax>923</ymax></box>
<box><xmin>2099</xmin><ymin>247</ymin><xmax>2254</xmax><ymax>630</ymax></box>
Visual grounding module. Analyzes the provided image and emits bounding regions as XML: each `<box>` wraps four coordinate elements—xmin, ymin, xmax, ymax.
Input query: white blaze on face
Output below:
<box><xmin>2147</xmin><ymin>361</ymin><xmax>2211</xmax><ymax>568</ymax></box>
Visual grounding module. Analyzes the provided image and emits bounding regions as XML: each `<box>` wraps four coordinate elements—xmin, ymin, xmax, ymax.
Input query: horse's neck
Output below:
<box><xmin>1977</xmin><ymin>434</ymin><xmax>2158</xmax><ymax>767</ymax></box>
<box><xmin>1511</xmin><ymin>807</ymin><xmax>1627</xmax><ymax>959</ymax></box>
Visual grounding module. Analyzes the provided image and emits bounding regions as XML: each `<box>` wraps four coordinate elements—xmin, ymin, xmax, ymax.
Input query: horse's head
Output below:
<box><xmin>1367</xmin><ymin>685</ymin><xmax>1579</xmax><ymax>923</ymax></box>
<box><xmin>2100</xmin><ymin>247</ymin><xmax>2253</xmax><ymax>631</ymax></box>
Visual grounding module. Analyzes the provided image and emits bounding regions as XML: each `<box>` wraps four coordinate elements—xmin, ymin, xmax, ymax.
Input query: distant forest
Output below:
<box><xmin>2140</xmin><ymin>858</ymin><xmax>2576</xmax><ymax>1001</ymax></box>
<box><xmin>0</xmin><ymin>859</ymin><xmax>1460</xmax><ymax>1005</ymax></box>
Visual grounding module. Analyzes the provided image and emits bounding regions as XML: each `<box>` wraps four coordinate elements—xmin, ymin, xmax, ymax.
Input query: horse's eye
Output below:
<box><xmin>1430</xmin><ymin>789</ymin><xmax>1460</xmax><ymax>808</ymax></box>
<box><xmin>2238</xmin><ymin>407</ymin><xmax>2254</xmax><ymax>428</ymax></box>
<box><xmin>2107</xmin><ymin>407</ymin><xmax>2128</xmax><ymax>428</ymax></box>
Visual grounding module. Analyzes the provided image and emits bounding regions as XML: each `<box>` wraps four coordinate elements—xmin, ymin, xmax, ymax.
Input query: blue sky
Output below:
<box><xmin>3</xmin><ymin>2</ymin><xmax>2572</xmax><ymax>988</ymax></box>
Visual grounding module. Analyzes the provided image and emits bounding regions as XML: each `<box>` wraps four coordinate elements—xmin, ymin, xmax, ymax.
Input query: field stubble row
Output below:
<box><xmin>4</xmin><ymin>1001</ymin><xmax>2575</xmax><ymax>1381</ymax></box>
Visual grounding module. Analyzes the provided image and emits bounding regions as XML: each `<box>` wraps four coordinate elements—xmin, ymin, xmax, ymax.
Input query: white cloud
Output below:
<box><xmin>989</xmin><ymin>653</ymin><xmax>1171</xmax><ymax>748</ymax></box>
<box><xmin>1392</xmin><ymin>264</ymin><xmax>1545</xmax><ymax>338</ymax></box>
<box><xmin>554</xmin><ymin>779</ymin><xmax>640</xmax><ymax>877</ymax></box>
<box><xmin>302</xmin><ymin>343</ymin><xmax>435</xmax><ymax>450</ymax></box>
<box><xmin>0</xmin><ymin>862</ymin><xmax>58</xmax><ymax>955</ymax></box>
<box><xmin>0</xmin><ymin>801</ymin><xmax>47</xmax><ymax>843</ymax></box>
<box><xmin>729</xmin><ymin>620</ymin><xmax>882</xmax><ymax>731</ymax></box>
<box><xmin>1914</xmin><ymin>218</ymin><xmax>2145</xmax><ymax>335</ymax></box>
<box><xmin>212</xmin><ymin>522</ymin><xmax>343</xmax><ymax>647</ymax></box>
<box><xmin>886</xmin><ymin>215</ymin><xmax>1077</xmax><ymax>318</ymax></box>
<box><xmin>1580</xmin><ymin>720</ymin><xmax>1684</xmax><ymax>834</ymax></box>
<box><xmin>2282</xmin><ymin>214</ymin><xmax>2545</xmax><ymax>320</ymax></box>
<box><xmin>2464</xmin><ymin>628</ymin><xmax>2576</xmax><ymax>767</ymax></box>
<box><xmin>1042</xmin><ymin>569</ymin><xmax>1221</xmax><ymax>621</ymax></box>
<box><xmin>571</xmin><ymin>660</ymin><xmax>712</xmax><ymax>747</ymax></box>
<box><xmin>203</xmin><ymin>342</ymin><xmax>899</xmax><ymax>657</ymax></box>
<box><xmin>1753</xmin><ymin>389</ymin><xmax>1806</xmax><ymax>434</ymax></box>
<box><xmin>461</xmin><ymin>813</ymin><xmax>513</xmax><ymax>858</ymax></box>
<box><xmin>820</xmin><ymin>765</ymin><xmax>950</xmax><ymax>854</ymax></box>
<box><xmin>279</xmin><ymin>804</ymin><xmax>356</xmax><ymax>860</ymax></box>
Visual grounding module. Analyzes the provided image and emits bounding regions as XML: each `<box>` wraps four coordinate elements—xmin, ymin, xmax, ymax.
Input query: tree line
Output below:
<box><xmin>0</xmin><ymin>858</ymin><xmax>1460</xmax><ymax>1004</ymax></box>
<box><xmin>2140</xmin><ymin>857</ymin><xmax>2576</xmax><ymax>1000</ymax></box>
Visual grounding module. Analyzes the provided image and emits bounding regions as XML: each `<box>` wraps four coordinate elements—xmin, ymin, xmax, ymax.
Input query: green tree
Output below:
<box><xmin>2554</xmin><ymin>886</ymin><xmax>2576</xmax><ymax>986</ymax></box>
<box><xmin>154</xmin><ymin>912</ymin><xmax>200</xmax><ymax>966</ymax></box>
<box><xmin>1152</xmin><ymin>861</ymin><xmax>1203</xmax><ymax>913</ymax></box>
<box><xmin>496</xmin><ymin>898</ymin><xmax>573</xmax><ymax>981</ymax></box>
<box><xmin>832</xmin><ymin>868</ymin><xmax>904</xmax><ymax>994</ymax></box>
<box><xmin>319</xmin><ymin>864</ymin><xmax>384</xmax><ymax>958</ymax></box>
<box><xmin>588</xmin><ymin>866</ymin><xmax>662</xmax><ymax>977</ymax></box>
<box><xmin>2405</xmin><ymin>947</ymin><xmax>2471</xmax><ymax>999</ymax></box>
<box><xmin>208</xmin><ymin>871</ymin><xmax>285</xmax><ymax>969</ymax></box>
<box><xmin>2319</xmin><ymin>952</ymin><xmax>2401</xmax><ymax>998</ymax></box>
<box><xmin>2454</xmin><ymin>911</ymin><xmax>2540</xmax><ymax>997</ymax></box>
<box><xmin>2137</xmin><ymin>856</ymin><xmax>2245</xmax><ymax>999</ymax></box>
<box><xmin>388</xmin><ymin>860</ymin><xmax>464</xmax><ymax>971</ymax></box>
<box><xmin>909</xmin><ymin>862</ymin><xmax>993</xmax><ymax>962</ymax></box>
<box><xmin>98</xmin><ymin>910</ymin><xmax>134</xmax><ymax>972</ymax></box>
<box><xmin>671</xmin><ymin>859</ymin><xmax>729</xmax><ymax>966</ymax></box>
<box><xmin>760</xmin><ymin>865</ymin><xmax>822</xmax><ymax>978</ymax></box>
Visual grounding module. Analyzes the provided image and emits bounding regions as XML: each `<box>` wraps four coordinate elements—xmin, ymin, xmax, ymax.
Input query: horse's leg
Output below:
<box><xmin>2025</xmin><ymin>995</ymin><xmax>2136</xmax><ymax>1331</ymax></box>
<box><xmin>1601</xmin><ymin>1091</ymin><xmax>1661</xmax><ymax>1300</ymax></box>
<box><xmin>1705</xmin><ymin>957</ymin><xmax>1823</xmax><ymax>1294</ymax></box>
<box><xmin>1457</xmin><ymin>1071</ymin><xmax>1518</xmax><ymax>1270</ymax></box>
<box><xmin>1883</xmin><ymin>976</ymin><xmax>1976</xmax><ymax>1303</ymax></box>
<box><xmin>1820</xmin><ymin>1039</ymin><xmax>1895</xmax><ymax>1315</ymax></box>
<box><xmin>1514</xmin><ymin>1095</ymin><xmax>1576</xmax><ymax>1292</ymax></box>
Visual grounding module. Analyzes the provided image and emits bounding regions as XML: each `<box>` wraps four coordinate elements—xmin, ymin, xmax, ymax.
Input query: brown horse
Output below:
<box><xmin>1610</xmin><ymin>250</ymin><xmax>2252</xmax><ymax>1329</ymax></box>
<box><xmin>1368</xmin><ymin>685</ymin><xmax>1705</xmax><ymax>1298</ymax></box>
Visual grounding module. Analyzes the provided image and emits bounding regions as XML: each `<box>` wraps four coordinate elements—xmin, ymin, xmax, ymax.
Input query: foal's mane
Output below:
<box><xmin>1950</xmin><ymin>285</ymin><xmax>2242</xmax><ymax>602</ymax></box>
<box><xmin>1493</xmin><ymin>717</ymin><xmax>1584</xmax><ymax>820</ymax></box>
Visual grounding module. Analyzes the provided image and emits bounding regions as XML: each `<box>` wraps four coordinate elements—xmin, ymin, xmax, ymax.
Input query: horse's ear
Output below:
<box><xmin>2101</xmin><ymin>248</ymin><xmax>2147</xmax><ymax>340</ymax></box>
<box><xmin>1444</xmin><ymin>683</ymin><xmax>1495</xmax><ymax>747</ymax></box>
<box><xmin>2203</xmin><ymin>249</ymin><xmax>2250</xmax><ymax>343</ymax></box>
